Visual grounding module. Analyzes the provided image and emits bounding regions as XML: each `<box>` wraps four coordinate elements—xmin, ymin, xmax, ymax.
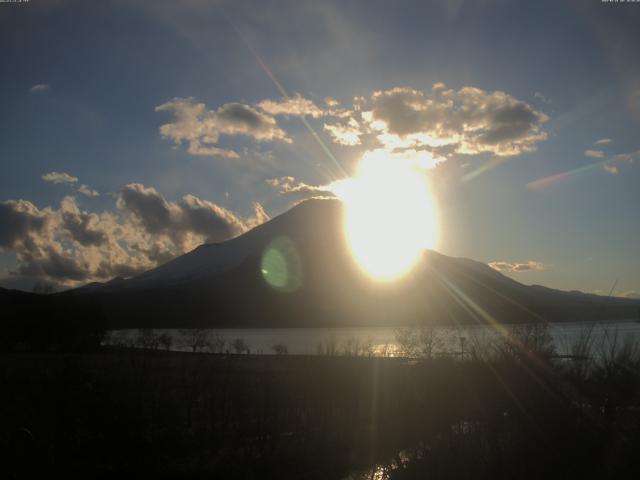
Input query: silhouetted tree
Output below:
<box><xmin>231</xmin><ymin>338</ymin><xmax>248</xmax><ymax>354</ymax></box>
<box><xmin>395</xmin><ymin>324</ymin><xmax>442</xmax><ymax>359</ymax></box>
<box><xmin>272</xmin><ymin>343</ymin><xmax>288</xmax><ymax>355</ymax></box>
<box><xmin>206</xmin><ymin>332</ymin><xmax>225</xmax><ymax>353</ymax></box>
<box><xmin>181</xmin><ymin>328</ymin><xmax>211</xmax><ymax>353</ymax></box>
<box><xmin>136</xmin><ymin>329</ymin><xmax>160</xmax><ymax>350</ymax></box>
<box><xmin>158</xmin><ymin>332</ymin><xmax>173</xmax><ymax>351</ymax></box>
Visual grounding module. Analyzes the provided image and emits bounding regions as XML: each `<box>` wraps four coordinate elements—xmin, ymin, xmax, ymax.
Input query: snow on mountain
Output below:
<box><xmin>93</xmin><ymin>199</ymin><xmax>344</xmax><ymax>291</ymax></box>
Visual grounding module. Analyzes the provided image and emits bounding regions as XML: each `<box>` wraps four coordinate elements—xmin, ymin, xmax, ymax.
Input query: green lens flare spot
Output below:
<box><xmin>261</xmin><ymin>237</ymin><xmax>302</xmax><ymax>292</ymax></box>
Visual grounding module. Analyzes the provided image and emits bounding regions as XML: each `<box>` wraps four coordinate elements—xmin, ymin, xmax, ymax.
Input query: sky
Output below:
<box><xmin>0</xmin><ymin>0</ymin><xmax>639</xmax><ymax>297</ymax></box>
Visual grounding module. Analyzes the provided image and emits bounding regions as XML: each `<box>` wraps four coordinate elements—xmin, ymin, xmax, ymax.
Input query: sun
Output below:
<box><xmin>330</xmin><ymin>155</ymin><xmax>438</xmax><ymax>281</ymax></box>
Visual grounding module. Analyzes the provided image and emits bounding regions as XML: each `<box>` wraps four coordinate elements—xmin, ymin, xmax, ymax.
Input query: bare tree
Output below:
<box><xmin>105</xmin><ymin>330</ymin><xmax>135</xmax><ymax>349</ymax></box>
<box><xmin>418</xmin><ymin>325</ymin><xmax>442</xmax><ymax>360</ymax></box>
<box><xmin>497</xmin><ymin>323</ymin><xmax>555</xmax><ymax>361</ymax></box>
<box><xmin>378</xmin><ymin>343</ymin><xmax>392</xmax><ymax>357</ymax></box>
<box><xmin>231</xmin><ymin>338</ymin><xmax>248</xmax><ymax>354</ymax></box>
<box><xmin>343</xmin><ymin>337</ymin><xmax>361</xmax><ymax>356</ymax></box>
<box><xmin>206</xmin><ymin>332</ymin><xmax>225</xmax><ymax>354</ymax></box>
<box><xmin>181</xmin><ymin>329</ymin><xmax>211</xmax><ymax>353</ymax></box>
<box><xmin>136</xmin><ymin>329</ymin><xmax>160</xmax><ymax>350</ymax></box>
<box><xmin>395</xmin><ymin>324</ymin><xmax>442</xmax><ymax>359</ymax></box>
<box><xmin>362</xmin><ymin>337</ymin><xmax>375</xmax><ymax>357</ymax></box>
<box><xmin>272</xmin><ymin>343</ymin><xmax>288</xmax><ymax>355</ymax></box>
<box><xmin>326</xmin><ymin>335</ymin><xmax>338</xmax><ymax>356</ymax></box>
<box><xmin>158</xmin><ymin>332</ymin><xmax>173</xmax><ymax>351</ymax></box>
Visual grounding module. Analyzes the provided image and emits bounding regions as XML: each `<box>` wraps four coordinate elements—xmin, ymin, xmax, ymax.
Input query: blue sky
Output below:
<box><xmin>0</xmin><ymin>0</ymin><xmax>639</xmax><ymax>296</ymax></box>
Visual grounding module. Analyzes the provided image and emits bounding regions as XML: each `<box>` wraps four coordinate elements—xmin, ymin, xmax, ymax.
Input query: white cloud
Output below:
<box><xmin>29</xmin><ymin>83</ymin><xmax>50</xmax><ymax>93</ymax></box>
<box><xmin>584</xmin><ymin>149</ymin><xmax>605</xmax><ymax>158</ymax></box>
<box><xmin>0</xmin><ymin>185</ymin><xmax>270</xmax><ymax>287</ymax></box>
<box><xmin>78</xmin><ymin>184</ymin><xmax>100</xmax><ymax>197</ymax></box>
<box><xmin>156</xmin><ymin>84</ymin><xmax>548</xmax><ymax>171</ymax></box>
<box><xmin>117</xmin><ymin>183</ymin><xmax>246</xmax><ymax>247</ymax></box>
<box><xmin>42</xmin><ymin>171</ymin><xmax>78</xmax><ymax>184</ymax></box>
<box><xmin>360</xmin><ymin>83</ymin><xmax>549</xmax><ymax>156</ymax></box>
<box><xmin>593</xmin><ymin>289</ymin><xmax>639</xmax><ymax>299</ymax></box>
<box><xmin>156</xmin><ymin>97</ymin><xmax>291</xmax><ymax>159</ymax></box>
<box><xmin>618</xmin><ymin>290</ymin><xmax>639</xmax><ymax>299</ymax></box>
<box><xmin>595</xmin><ymin>138</ymin><xmax>612</xmax><ymax>145</ymax></box>
<box><xmin>323</xmin><ymin>117</ymin><xmax>362</xmax><ymax>146</ymax></box>
<box><xmin>266</xmin><ymin>176</ymin><xmax>335</xmax><ymax>196</ymax></box>
<box><xmin>257</xmin><ymin>94</ymin><xmax>325</xmax><ymax>118</ymax></box>
<box><xmin>43</xmin><ymin>172</ymin><xmax>100</xmax><ymax>197</ymax></box>
<box><xmin>613</xmin><ymin>149</ymin><xmax>640</xmax><ymax>164</ymax></box>
<box><xmin>324</xmin><ymin>97</ymin><xmax>340</xmax><ymax>108</ymax></box>
<box><xmin>488</xmin><ymin>260</ymin><xmax>547</xmax><ymax>273</ymax></box>
<box><xmin>587</xmin><ymin>148</ymin><xmax>640</xmax><ymax>175</ymax></box>
<box><xmin>245</xmin><ymin>202</ymin><xmax>270</xmax><ymax>229</ymax></box>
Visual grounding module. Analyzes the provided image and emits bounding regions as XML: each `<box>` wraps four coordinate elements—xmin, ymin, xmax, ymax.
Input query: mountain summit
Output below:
<box><xmin>58</xmin><ymin>198</ymin><xmax>637</xmax><ymax>328</ymax></box>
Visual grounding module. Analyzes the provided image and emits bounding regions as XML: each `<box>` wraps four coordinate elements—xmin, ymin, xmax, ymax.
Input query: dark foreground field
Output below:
<box><xmin>2</xmin><ymin>344</ymin><xmax>640</xmax><ymax>479</ymax></box>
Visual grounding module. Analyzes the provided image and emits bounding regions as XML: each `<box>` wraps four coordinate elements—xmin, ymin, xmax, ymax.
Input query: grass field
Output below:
<box><xmin>2</xmin><ymin>331</ymin><xmax>640</xmax><ymax>480</ymax></box>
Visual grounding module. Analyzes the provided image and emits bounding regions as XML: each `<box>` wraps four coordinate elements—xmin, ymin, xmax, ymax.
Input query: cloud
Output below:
<box><xmin>78</xmin><ymin>184</ymin><xmax>99</xmax><ymax>197</ymax></box>
<box><xmin>43</xmin><ymin>172</ymin><xmax>100</xmax><ymax>197</ymax></box>
<box><xmin>156</xmin><ymin>97</ymin><xmax>290</xmax><ymax>158</ymax></box>
<box><xmin>324</xmin><ymin>97</ymin><xmax>340</xmax><ymax>108</ymax></box>
<box><xmin>29</xmin><ymin>83</ymin><xmax>50</xmax><ymax>93</ymax></box>
<box><xmin>245</xmin><ymin>202</ymin><xmax>271</xmax><ymax>230</ymax></box>
<box><xmin>156</xmin><ymin>84</ymin><xmax>547</xmax><ymax>169</ymax></box>
<box><xmin>594</xmin><ymin>138</ymin><xmax>612</xmax><ymax>145</ymax></box>
<box><xmin>593</xmin><ymin>148</ymin><xmax>639</xmax><ymax>174</ymax></box>
<box><xmin>117</xmin><ymin>184</ymin><xmax>271</xmax><ymax>249</ymax></box>
<box><xmin>0</xmin><ymin>199</ymin><xmax>99</xmax><ymax>283</ymax></box>
<box><xmin>534</xmin><ymin>92</ymin><xmax>551</xmax><ymax>104</ymax></box>
<box><xmin>488</xmin><ymin>261</ymin><xmax>547</xmax><ymax>273</ymax></box>
<box><xmin>584</xmin><ymin>149</ymin><xmax>605</xmax><ymax>159</ymax></box>
<box><xmin>618</xmin><ymin>290</ymin><xmax>640</xmax><ymax>299</ymax></box>
<box><xmin>599</xmin><ymin>148</ymin><xmax>640</xmax><ymax>174</ymax></box>
<box><xmin>613</xmin><ymin>149</ymin><xmax>640</xmax><ymax>164</ymax></box>
<box><xmin>0</xmin><ymin>185</ymin><xmax>270</xmax><ymax>287</ymax></box>
<box><xmin>593</xmin><ymin>289</ymin><xmax>640</xmax><ymax>299</ymax></box>
<box><xmin>323</xmin><ymin>117</ymin><xmax>362</xmax><ymax>146</ymax></box>
<box><xmin>268</xmin><ymin>148</ymin><xmax>443</xmax><ymax>208</ymax></box>
<box><xmin>359</xmin><ymin>83</ymin><xmax>548</xmax><ymax>156</ymax></box>
<box><xmin>266</xmin><ymin>176</ymin><xmax>335</xmax><ymax>196</ymax></box>
<box><xmin>257</xmin><ymin>94</ymin><xmax>325</xmax><ymax>118</ymax></box>
<box><xmin>179</xmin><ymin>194</ymin><xmax>247</xmax><ymax>243</ymax></box>
<box><xmin>118</xmin><ymin>183</ymin><xmax>247</xmax><ymax>247</ymax></box>
<box><xmin>59</xmin><ymin>196</ymin><xmax>107</xmax><ymax>247</ymax></box>
<box><xmin>42</xmin><ymin>171</ymin><xmax>78</xmax><ymax>184</ymax></box>
<box><xmin>0</xmin><ymin>199</ymin><xmax>48</xmax><ymax>250</ymax></box>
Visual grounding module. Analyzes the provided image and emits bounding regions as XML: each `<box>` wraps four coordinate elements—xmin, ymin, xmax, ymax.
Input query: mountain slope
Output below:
<box><xmin>56</xmin><ymin>198</ymin><xmax>640</xmax><ymax>329</ymax></box>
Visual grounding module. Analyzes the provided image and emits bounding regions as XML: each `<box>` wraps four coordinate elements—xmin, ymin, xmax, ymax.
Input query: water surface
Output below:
<box><xmin>105</xmin><ymin>320</ymin><xmax>640</xmax><ymax>357</ymax></box>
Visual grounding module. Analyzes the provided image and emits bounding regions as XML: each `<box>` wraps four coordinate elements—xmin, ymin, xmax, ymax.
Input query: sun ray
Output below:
<box><xmin>221</xmin><ymin>9</ymin><xmax>347</xmax><ymax>181</ymax></box>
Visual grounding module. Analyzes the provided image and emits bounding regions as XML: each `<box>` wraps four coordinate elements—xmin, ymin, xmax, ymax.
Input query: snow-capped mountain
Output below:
<box><xmin>58</xmin><ymin>198</ymin><xmax>639</xmax><ymax>328</ymax></box>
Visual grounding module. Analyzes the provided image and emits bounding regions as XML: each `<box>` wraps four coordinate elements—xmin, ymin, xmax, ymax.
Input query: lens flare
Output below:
<box><xmin>527</xmin><ymin>158</ymin><xmax>616</xmax><ymax>191</ymax></box>
<box><xmin>330</xmin><ymin>156</ymin><xmax>438</xmax><ymax>281</ymax></box>
<box><xmin>261</xmin><ymin>237</ymin><xmax>303</xmax><ymax>292</ymax></box>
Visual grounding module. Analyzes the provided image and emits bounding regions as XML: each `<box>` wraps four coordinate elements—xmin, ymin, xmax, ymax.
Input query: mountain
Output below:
<box><xmin>59</xmin><ymin>198</ymin><xmax>639</xmax><ymax>328</ymax></box>
<box><xmin>5</xmin><ymin>198</ymin><xmax>639</xmax><ymax>329</ymax></box>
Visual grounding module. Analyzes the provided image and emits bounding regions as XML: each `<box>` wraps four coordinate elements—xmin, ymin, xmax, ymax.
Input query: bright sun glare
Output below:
<box><xmin>331</xmin><ymin>156</ymin><xmax>438</xmax><ymax>281</ymax></box>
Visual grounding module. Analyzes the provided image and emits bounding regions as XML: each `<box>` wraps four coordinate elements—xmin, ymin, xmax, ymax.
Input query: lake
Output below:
<box><xmin>105</xmin><ymin>320</ymin><xmax>640</xmax><ymax>358</ymax></box>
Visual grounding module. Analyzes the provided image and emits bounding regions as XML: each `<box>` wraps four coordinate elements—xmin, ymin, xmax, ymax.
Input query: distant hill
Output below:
<box><xmin>3</xmin><ymin>198</ymin><xmax>639</xmax><ymax>329</ymax></box>
<box><xmin>0</xmin><ymin>287</ymin><xmax>106</xmax><ymax>351</ymax></box>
